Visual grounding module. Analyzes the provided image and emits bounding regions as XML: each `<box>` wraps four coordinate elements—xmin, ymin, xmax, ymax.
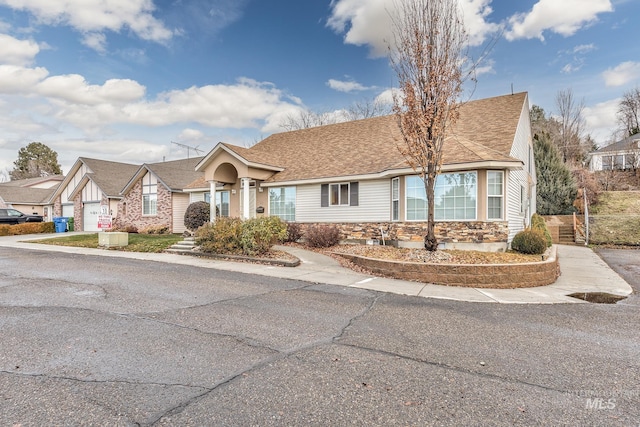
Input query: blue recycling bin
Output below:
<box><xmin>53</xmin><ymin>217</ymin><xmax>68</xmax><ymax>233</ymax></box>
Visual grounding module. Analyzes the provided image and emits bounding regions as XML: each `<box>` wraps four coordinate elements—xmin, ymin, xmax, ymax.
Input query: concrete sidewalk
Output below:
<box><xmin>0</xmin><ymin>233</ymin><xmax>633</xmax><ymax>304</ymax></box>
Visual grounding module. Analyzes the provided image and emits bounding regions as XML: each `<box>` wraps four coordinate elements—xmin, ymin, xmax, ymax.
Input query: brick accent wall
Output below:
<box><xmin>53</xmin><ymin>197</ymin><xmax>62</xmax><ymax>217</ymax></box>
<box><xmin>74</xmin><ymin>193</ymin><xmax>83</xmax><ymax>231</ymax></box>
<box><xmin>297</xmin><ymin>221</ymin><xmax>509</xmax><ymax>245</ymax></box>
<box><xmin>336</xmin><ymin>246</ymin><xmax>559</xmax><ymax>289</ymax></box>
<box><xmin>116</xmin><ymin>180</ymin><xmax>173</xmax><ymax>232</ymax></box>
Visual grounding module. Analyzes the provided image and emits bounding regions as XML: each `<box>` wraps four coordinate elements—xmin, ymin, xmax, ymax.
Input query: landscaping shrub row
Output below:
<box><xmin>0</xmin><ymin>222</ymin><xmax>55</xmax><ymax>236</ymax></box>
<box><xmin>195</xmin><ymin>216</ymin><xmax>287</xmax><ymax>256</ymax></box>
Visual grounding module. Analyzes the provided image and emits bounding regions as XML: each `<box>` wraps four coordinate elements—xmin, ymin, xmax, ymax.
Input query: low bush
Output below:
<box><xmin>0</xmin><ymin>222</ymin><xmax>55</xmax><ymax>236</ymax></box>
<box><xmin>184</xmin><ymin>201</ymin><xmax>211</xmax><ymax>231</ymax></box>
<box><xmin>139</xmin><ymin>224</ymin><xmax>170</xmax><ymax>235</ymax></box>
<box><xmin>285</xmin><ymin>222</ymin><xmax>304</xmax><ymax>243</ymax></box>
<box><xmin>111</xmin><ymin>224</ymin><xmax>138</xmax><ymax>233</ymax></box>
<box><xmin>241</xmin><ymin>216</ymin><xmax>287</xmax><ymax>256</ymax></box>
<box><xmin>511</xmin><ymin>229</ymin><xmax>547</xmax><ymax>255</ymax></box>
<box><xmin>530</xmin><ymin>213</ymin><xmax>552</xmax><ymax>247</ymax></box>
<box><xmin>305</xmin><ymin>224</ymin><xmax>341</xmax><ymax>248</ymax></box>
<box><xmin>196</xmin><ymin>216</ymin><xmax>287</xmax><ymax>256</ymax></box>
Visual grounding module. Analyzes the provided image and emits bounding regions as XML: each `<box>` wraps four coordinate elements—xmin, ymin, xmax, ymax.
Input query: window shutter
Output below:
<box><xmin>350</xmin><ymin>182</ymin><xmax>359</xmax><ymax>206</ymax></box>
<box><xmin>321</xmin><ymin>184</ymin><xmax>329</xmax><ymax>207</ymax></box>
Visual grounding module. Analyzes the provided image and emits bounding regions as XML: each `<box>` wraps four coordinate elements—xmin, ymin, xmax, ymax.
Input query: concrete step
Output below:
<box><xmin>165</xmin><ymin>248</ymin><xmax>196</xmax><ymax>255</ymax></box>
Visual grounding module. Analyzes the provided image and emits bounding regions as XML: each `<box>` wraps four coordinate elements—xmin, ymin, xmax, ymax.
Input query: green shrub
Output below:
<box><xmin>184</xmin><ymin>201</ymin><xmax>212</xmax><ymax>231</ymax></box>
<box><xmin>305</xmin><ymin>224</ymin><xmax>341</xmax><ymax>248</ymax></box>
<box><xmin>196</xmin><ymin>217</ymin><xmax>243</xmax><ymax>255</ymax></box>
<box><xmin>285</xmin><ymin>222</ymin><xmax>304</xmax><ymax>243</ymax></box>
<box><xmin>195</xmin><ymin>216</ymin><xmax>287</xmax><ymax>256</ymax></box>
<box><xmin>530</xmin><ymin>213</ymin><xmax>553</xmax><ymax>247</ymax></box>
<box><xmin>511</xmin><ymin>229</ymin><xmax>547</xmax><ymax>255</ymax></box>
<box><xmin>0</xmin><ymin>222</ymin><xmax>55</xmax><ymax>236</ymax></box>
<box><xmin>240</xmin><ymin>216</ymin><xmax>287</xmax><ymax>256</ymax></box>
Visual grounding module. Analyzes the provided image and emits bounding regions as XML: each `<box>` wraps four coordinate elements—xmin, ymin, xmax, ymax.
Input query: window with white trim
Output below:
<box><xmin>269</xmin><ymin>187</ymin><xmax>295</xmax><ymax>221</ymax></box>
<box><xmin>330</xmin><ymin>183</ymin><xmax>349</xmax><ymax>206</ymax></box>
<box><xmin>142</xmin><ymin>172</ymin><xmax>157</xmax><ymax>215</ymax></box>
<box><xmin>405</xmin><ymin>172</ymin><xmax>477</xmax><ymax>221</ymax></box>
<box><xmin>215</xmin><ymin>191</ymin><xmax>230</xmax><ymax>217</ymax></box>
<box><xmin>391</xmin><ymin>177</ymin><xmax>400</xmax><ymax>221</ymax></box>
<box><xmin>487</xmin><ymin>171</ymin><xmax>504</xmax><ymax>220</ymax></box>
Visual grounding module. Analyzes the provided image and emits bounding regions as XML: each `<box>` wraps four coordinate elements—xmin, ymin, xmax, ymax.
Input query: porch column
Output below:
<box><xmin>241</xmin><ymin>177</ymin><xmax>250</xmax><ymax>220</ymax></box>
<box><xmin>209</xmin><ymin>180</ymin><xmax>216</xmax><ymax>223</ymax></box>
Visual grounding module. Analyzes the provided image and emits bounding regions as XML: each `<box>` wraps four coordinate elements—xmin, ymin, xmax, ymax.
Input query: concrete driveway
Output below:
<box><xmin>1</xmin><ymin>247</ymin><xmax>639</xmax><ymax>426</ymax></box>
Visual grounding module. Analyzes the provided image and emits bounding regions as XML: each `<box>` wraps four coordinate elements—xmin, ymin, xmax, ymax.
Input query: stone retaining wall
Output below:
<box><xmin>335</xmin><ymin>246</ymin><xmax>559</xmax><ymax>289</ymax></box>
<box><xmin>298</xmin><ymin>221</ymin><xmax>509</xmax><ymax>245</ymax></box>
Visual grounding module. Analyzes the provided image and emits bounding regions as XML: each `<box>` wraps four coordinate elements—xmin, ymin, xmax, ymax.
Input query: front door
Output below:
<box><xmin>239</xmin><ymin>188</ymin><xmax>256</xmax><ymax>219</ymax></box>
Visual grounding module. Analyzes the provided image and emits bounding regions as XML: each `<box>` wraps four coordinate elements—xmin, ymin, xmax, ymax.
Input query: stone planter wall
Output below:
<box><xmin>335</xmin><ymin>246</ymin><xmax>559</xmax><ymax>289</ymax></box>
<box><xmin>297</xmin><ymin>221</ymin><xmax>509</xmax><ymax>248</ymax></box>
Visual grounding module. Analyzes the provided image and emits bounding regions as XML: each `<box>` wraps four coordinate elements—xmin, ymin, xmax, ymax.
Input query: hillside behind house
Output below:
<box><xmin>589</xmin><ymin>191</ymin><xmax>640</xmax><ymax>245</ymax></box>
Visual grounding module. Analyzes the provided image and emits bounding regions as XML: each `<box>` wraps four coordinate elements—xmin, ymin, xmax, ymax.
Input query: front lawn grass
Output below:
<box><xmin>30</xmin><ymin>233</ymin><xmax>182</xmax><ymax>253</ymax></box>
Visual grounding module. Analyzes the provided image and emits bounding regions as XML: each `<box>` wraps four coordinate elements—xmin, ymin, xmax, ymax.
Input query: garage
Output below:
<box><xmin>83</xmin><ymin>202</ymin><xmax>101</xmax><ymax>232</ymax></box>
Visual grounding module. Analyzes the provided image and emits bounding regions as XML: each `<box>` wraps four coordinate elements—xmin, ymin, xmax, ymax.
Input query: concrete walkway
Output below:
<box><xmin>0</xmin><ymin>233</ymin><xmax>633</xmax><ymax>304</ymax></box>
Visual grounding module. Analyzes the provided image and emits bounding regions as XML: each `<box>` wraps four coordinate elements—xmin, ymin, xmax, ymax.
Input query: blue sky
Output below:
<box><xmin>0</xmin><ymin>0</ymin><xmax>638</xmax><ymax>176</ymax></box>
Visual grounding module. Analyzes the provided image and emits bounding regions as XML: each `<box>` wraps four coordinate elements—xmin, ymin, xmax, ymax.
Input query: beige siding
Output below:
<box><xmin>296</xmin><ymin>179</ymin><xmax>391</xmax><ymax>223</ymax></box>
<box><xmin>81</xmin><ymin>180</ymin><xmax>103</xmax><ymax>202</ymax></box>
<box><xmin>172</xmin><ymin>193</ymin><xmax>190</xmax><ymax>233</ymax></box>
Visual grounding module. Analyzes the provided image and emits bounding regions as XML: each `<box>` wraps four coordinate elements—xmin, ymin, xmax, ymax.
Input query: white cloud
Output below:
<box><xmin>327</xmin><ymin>0</ymin><xmax>500</xmax><ymax>58</ymax></box>
<box><xmin>374</xmin><ymin>88</ymin><xmax>400</xmax><ymax>106</ymax></box>
<box><xmin>602</xmin><ymin>61</ymin><xmax>640</xmax><ymax>87</ymax></box>
<box><xmin>177</xmin><ymin>128</ymin><xmax>205</xmax><ymax>141</ymax></box>
<box><xmin>327</xmin><ymin>78</ymin><xmax>371</xmax><ymax>93</ymax></box>
<box><xmin>0</xmin><ymin>0</ymin><xmax>175</xmax><ymax>51</ymax></box>
<box><xmin>505</xmin><ymin>0</ymin><xmax>612</xmax><ymax>41</ymax></box>
<box><xmin>36</xmin><ymin>75</ymin><xmax>146</xmax><ymax>105</ymax></box>
<box><xmin>0</xmin><ymin>34</ymin><xmax>40</xmax><ymax>65</ymax></box>
<box><xmin>583</xmin><ymin>98</ymin><xmax>619</xmax><ymax>144</ymax></box>
<box><xmin>0</xmin><ymin>65</ymin><xmax>49</xmax><ymax>92</ymax></box>
<box><xmin>81</xmin><ymin>32</ymin><xmax>107</xmax><ymax>53</ymax></box>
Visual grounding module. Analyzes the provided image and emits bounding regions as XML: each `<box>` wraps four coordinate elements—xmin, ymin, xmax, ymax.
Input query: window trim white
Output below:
<box><xmin>268</xmin><ymin>186</ymin><xmax>296</xmax><ymax>221</ymax></box>
<box><xmin>487</xmin><ymin>170</ymin><xmax>504</xmax><ymax>220</ymax></box>
<box><xmin>141</xmin><ymin>172</ymin><xmax>157</xmax><ymax>216</ymax></box>
<box><xmin>391</xmin><ymin>177</ymin><xmax>400</xmax><ymax>221</ymax></box>
<box><xmin>330</xmin><ymin>182</ymin><xmax>350</xmax><ymax>206</ymax></box>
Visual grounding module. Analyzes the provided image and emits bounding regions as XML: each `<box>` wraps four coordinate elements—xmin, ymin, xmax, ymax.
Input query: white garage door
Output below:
<box><xmin>83</xmin><ymin>202</ymin><xmax>101</xmax><ymax>232</ymax></box>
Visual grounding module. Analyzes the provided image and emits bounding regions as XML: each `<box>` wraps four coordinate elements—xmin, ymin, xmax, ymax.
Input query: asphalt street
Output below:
<box><xmin>0</xmin><ymin>247</ymin><xmax>638</xmax><ymax>426</ymax></box>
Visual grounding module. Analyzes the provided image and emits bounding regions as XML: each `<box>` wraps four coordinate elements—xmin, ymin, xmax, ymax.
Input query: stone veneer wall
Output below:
<box><xmin>116</xmin><ymin>180</ymin><xmax>173</xmax><ymax>232</ymax></box>
<box><xmin>297</xmin><ymin>221</ymin><xmax>509</xmax><ymax>245</ymax></box>
<box><xmin>336</xmin><ymin>246</ymin><xmax>559</xmax><ymax>289</ymax></box>
<box><xmin>74</xmin><ymin>193</ymin><xmax>83</xmax><ymax>231</ymax></box>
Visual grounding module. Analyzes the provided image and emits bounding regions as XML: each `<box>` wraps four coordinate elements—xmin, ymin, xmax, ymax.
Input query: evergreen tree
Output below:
<box><xmin>9</xmin><ymin>142</ymin><xmax>62</xmax><ymax>180</ymax></box>
<box><xmin>534</xmin><ymin>133</ymin><xmax>577</xmax><ymax>214</ymax></box>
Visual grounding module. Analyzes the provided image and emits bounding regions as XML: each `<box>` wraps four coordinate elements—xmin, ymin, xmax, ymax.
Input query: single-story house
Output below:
<box><xmin>194</xmin><ymin>92</ymin><xmax>536</xmax><ymax>250</ymax></box>
<box><xmin>117</xmin><ymin>157</ymin><xmax>204</xmax><ymax>234</ymax></box>
<box><xmin>0</xmin><ymin>175</ymin><xmax>64</xmax><ymax>221</ymax></box>
<box><xmin>52</xmin><ymin>158</ymin><xmax>139</xmax><ymax>231</ymax></box>
<box><xmin>589</xmin><ymin>133</ymin><xmax>640</xmax><ymax>171</ymax></box>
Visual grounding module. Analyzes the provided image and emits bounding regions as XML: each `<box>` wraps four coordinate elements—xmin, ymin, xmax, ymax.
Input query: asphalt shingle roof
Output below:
<box><xmin>238</xmin><ymin>92</ymin><xmax>527</xmax><ymax>183</ymax></box>
<box><xmin>146</xmin><ymin>157</ymin><xmax>204</xmax><ymax>191</ymax></box>
<box><xmin>80</xmin><ymin>158</ymin><xmax>140</xmax><ymax>197</ymax></box>
<box><xmin>594</xmin><ymin>133</ymin><xmax>640</xmax><ymax>153</ymax></box>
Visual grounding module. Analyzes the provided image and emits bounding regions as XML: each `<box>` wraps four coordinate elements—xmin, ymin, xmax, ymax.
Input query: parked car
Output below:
<box><xmin>0</xmin><ymin>208</ymin><xmax>44</xmax><ymax>225</ymax></box>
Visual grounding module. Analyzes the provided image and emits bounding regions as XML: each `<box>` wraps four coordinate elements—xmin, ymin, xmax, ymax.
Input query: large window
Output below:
<box><xmin>142</xmin><ymin>172</ymin><xmax>157</xmax><ymax>215</ymax></box>
<box><xmin>269</xmin><ymin>187</ymin><xmax>296</xmax><ymax>221</ymax></box>
<box><xmin>391</xmin><ymin>177</ymin><xmax>399</xmax><ymax>221</ymax></box>
<box><xmin>215</xmin><ymin>191</ymin><xmax>230</xmax><ymax>217</ymax></box>
<box><xmin>487</xmin><ymin>171</ymin><xmax>504</xmax><ymax>220</ymax></box>
<box><xmin>405</xmin><ymin>172</ymin><xmax>477</xmax><ymax>221</ymax></box>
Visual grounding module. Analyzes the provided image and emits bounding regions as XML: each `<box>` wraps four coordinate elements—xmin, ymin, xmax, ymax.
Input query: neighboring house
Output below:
<box><xmin>52</xmin><ymin>158</ymin><xmax>139</xmax><ymax>231</ymax></box>
<box><xmin>589</xmin><ymin>133</ymin><xmax>640</xmax><ymax>171</ymax></box>
<box><xmin>195</xmin><ymin>92</ymin><xmax>536</xmax><ymax>250</ymax></box>
<box><xmin>118</xmin><ymin>157</ymin><xmax>204</xmax><ymax>234</ymax></box>
<box><xmin>0</xmin><ymin>175</ymin><xmax>64</xmax><ymax>221</ymax></box>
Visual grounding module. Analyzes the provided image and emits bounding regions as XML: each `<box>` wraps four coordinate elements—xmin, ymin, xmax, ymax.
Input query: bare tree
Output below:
<box><xmin>279</xmin><ymin>110</ymin><xmax>342</xmax><ymax>131</ymax></box>
<box><xmin>344</xmin><ymin>97</ymin><xmax>392</xmax><ymax>121</ymax></box>
<box><xmin>617</xmin><ymin>87</ymin><xmax>640</xmax><ymax>137</ymax></box>
<box><xmin>555</xmin><ymin>88</ymin><xmax>586</xmax><ymax>165</ymax></box>
<box><xmin>388</xmin><ymin>0</ymin><xmax>467</xmax><ymax>251</ymax></box>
